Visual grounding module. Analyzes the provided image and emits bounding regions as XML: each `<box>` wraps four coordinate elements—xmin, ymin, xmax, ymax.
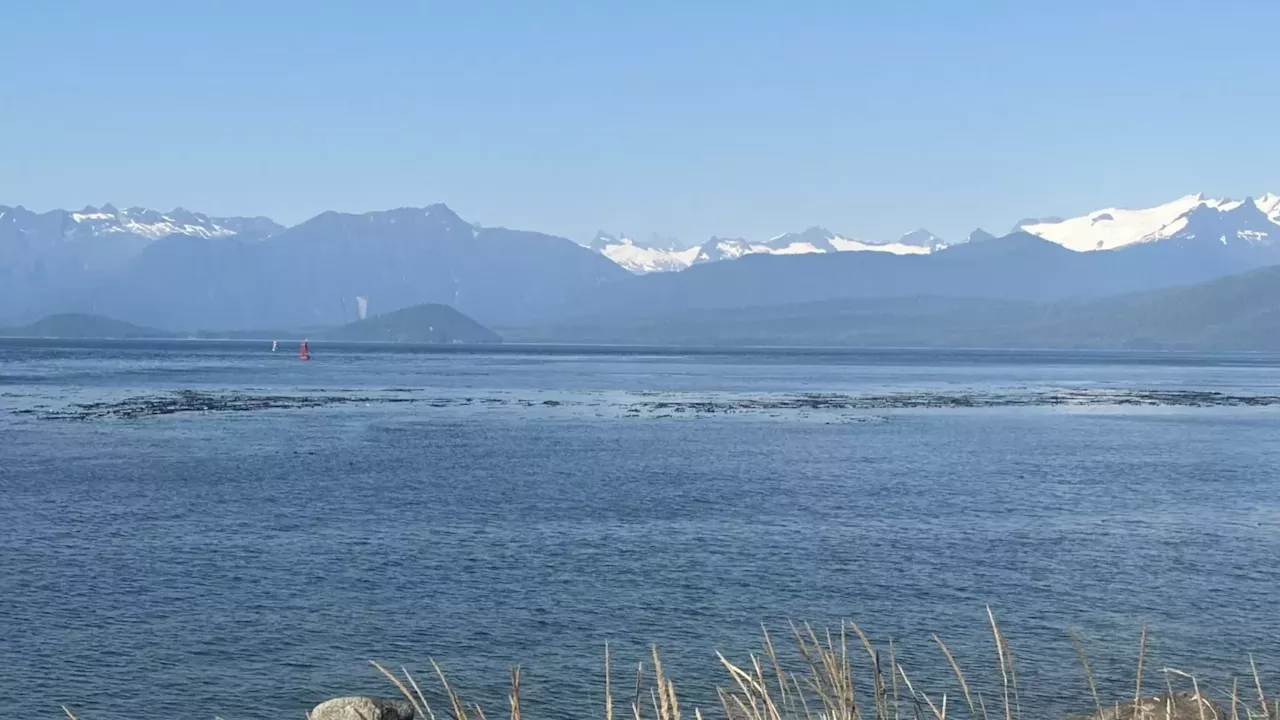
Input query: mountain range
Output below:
<box><xmin>508</xmin><ymin>263</ymin><xmax>1280</xmax><ymax>351</ymax></box>
<box><xmin>0</xmin><ymin>203</ymin><xmax>284</xmax><ymax>322</ymax></box>
<box><xmin>584</xmin><ymin>192</ymin><xmax>1280</xmax><ymax>274</ymax></box>
<box><xmin>587</xmin><ymin>226</ymin><xmax>946</xmax><ymax>274</ymax></box>
<box><xmin>1017</xmin><ymin>193</ymin><xmax>1280</xmax><ymax>252</ymax></box>
<box><xmin>558</xmin><ymin>203</ymin><xmax>1280</xmax><ymax>322</ymax></box>
<box><xmin>2</xmin><ymin>204</ymin><xmax>625</xmax><ymax>330</ymax></box>
<box><xmin>3</xmin><ymin>192</ymin><xmax>1280</xmax><ymax>347</ymax></box>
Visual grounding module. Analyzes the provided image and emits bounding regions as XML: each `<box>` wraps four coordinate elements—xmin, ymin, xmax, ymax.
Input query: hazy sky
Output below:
<box><xmin>4</xmin><ymin>0</ymin><xmax>1278</xmax><ymax>244</ymax></box>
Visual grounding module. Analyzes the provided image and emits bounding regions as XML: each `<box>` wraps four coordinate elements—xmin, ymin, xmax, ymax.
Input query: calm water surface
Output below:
<box><xmin>2</xmin><ymin>340</ymin><xmax>1279</xmax><ymax>719</ymax></box>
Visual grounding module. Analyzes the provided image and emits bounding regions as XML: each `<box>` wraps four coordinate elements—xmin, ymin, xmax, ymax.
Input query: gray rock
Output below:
<box><xmin>1088</xmin><ymin>692</ymin><xmax>1226</xmax><ymax>720</ymax></box>
<box><xmin>309</xmin><ymin>696</ymin><xmax>414</xmax><ymax>720</ymax></box>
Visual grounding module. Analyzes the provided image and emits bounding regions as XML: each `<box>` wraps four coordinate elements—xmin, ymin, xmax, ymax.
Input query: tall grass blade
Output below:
<box><xmin>986</xmin><ymin>607</ymin><xmax>1012</xmax><ymax>720</ymax></box>
<box><xmin>430</xmin><ymin>658</ymin><xmax>469</xmax><ymax>720</ymax></box>
<box><xmin>510</xmin><ymin>666</ymin><xmax>522</xmax><ymax>720</ymax></box>
<box><xmin>1251</xmin><ymin>655</ymin><xmax>1270</xmax><ymax>720</ymax></box>
<box><xmin>404</xmin><ymin>667</ymin><xmax>438</xmax><ymax>720</ymax></box>
<box><xmin>605</xmin><ymin>645</ymin><xmax>613</xmax><ymax>720</ymax></box>
<box><xmin>1134</xmin><ymin>625</ymin><xmax>1149</xmax><ymax>720</ymax></box>
<box><xmin>934</xmin><ymin>633</ymin><xmax>976</xmax><ymax>718</ymax></box>
<box><xmin>891</xmin><ymin>639</ymin><xmax>903</xmax><ymax>720</ymax></box>
<box><xmin>1070</xmin><ymin>631</ymin><xmax>1102</xmax><ymax>719</ymax></box>
<box><xmin>371</xmin><ymin>660</ymin><xmax>434</xmax><ymax>720</ymax></box>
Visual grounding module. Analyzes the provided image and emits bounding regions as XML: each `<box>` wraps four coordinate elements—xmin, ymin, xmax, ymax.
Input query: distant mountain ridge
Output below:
<box><xmin>19</xmin><ymin>254</ymin><xmax>1280</xmax><ymax>351</ymax></box>
<box><xmin>51</xmin><ymin>204</ymin><xmax>625</xmax><ymax>331</ymax></box>
<box><xmin>1</xmin><ymin>303</ymin><xmax>500</xmax><ymax>344</ymax></box>
<box><xmin>508</xmin><ymin>264</ymin><xmax>1280</xmax><ymax>351</ymax></box>
<box><xmin>0</xmin><ymin>203</ymin><xmax>282</xmax><ymax>243</ymax></box>
<box><xmin>0</xmin><ymin>203</ymin><xmax>286</xmax><ymax>326</ymax></box>
<box><xmin>562</xmin><ymin>192</ymin><xmax>1280</xmax><ymax>319</ymax></box>
<box><xmin>557</xmin><ymin>223</ymin><xmax>1280</xmax><ymax>323</ymax></box>
<box><xmin>585</xmin><ymin>191</ymin><xmax>1280</xmax><ymax>274</ymax></box>
<box><xmin>7</xmin><ymin>192</ymin><xmax>1280</xmax><ymax>336</ymax></box>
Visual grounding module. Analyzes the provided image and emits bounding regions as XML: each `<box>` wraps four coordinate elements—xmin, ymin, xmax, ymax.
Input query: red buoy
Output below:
<box><xmin>299</xmin><ymin>340</ymin><xmax>311</xmax><ymax>361</ymax></box>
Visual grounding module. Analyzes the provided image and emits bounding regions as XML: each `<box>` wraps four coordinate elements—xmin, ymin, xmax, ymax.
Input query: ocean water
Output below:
<box><xmin>2</xmin><ymin>340</ymin><xmax>1280</xmax><ymax>720</ymax></box>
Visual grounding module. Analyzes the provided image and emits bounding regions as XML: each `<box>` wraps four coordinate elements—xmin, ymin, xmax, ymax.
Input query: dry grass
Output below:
<box><xmin>56</xmin><ymin>610</ymin><xmax>1277</xmax><ymax>720</ymax></box>
<box><xmin>360</xmin><ymin>610</ymin><xmax>1275</xmax><ymax>720</ymax></box>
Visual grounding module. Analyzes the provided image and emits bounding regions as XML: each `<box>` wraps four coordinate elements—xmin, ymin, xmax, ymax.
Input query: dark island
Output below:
<box><xmin>317</xmin><ymin>303</ymin><xmax>501</xmax><ymax>344</ymax></box>
<box><xmin>0</xmin><ymin>314</ymin><xmax>172</xmax><ymax>339</ymax></box>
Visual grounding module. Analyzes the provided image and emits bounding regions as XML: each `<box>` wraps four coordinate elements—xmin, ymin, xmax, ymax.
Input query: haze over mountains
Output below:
<box><xmin>4</xmin><ymin>192</ymin><xmax>1280</xmax><ymax>349</ymax></box>
<box><xmin>2</xmin><ymin>203</ymin><xmax>625</xmax><ymax>330</ymax></box>
<box><xmin>508</xmin><ymin>264</ymin><xmax>1280</xmax><ymax>351</ymax></box>
<box><xmin>0</xmin><ymin>303</ymin><xmax>500</xmax><ymax>344</ymax></box>
<box><xmin>0</xmin><ymin>204</ymin><xmax>284</xmax><ymax>322</ymax></box>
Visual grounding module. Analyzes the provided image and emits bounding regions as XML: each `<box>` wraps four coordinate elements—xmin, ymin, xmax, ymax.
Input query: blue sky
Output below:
<box><xmin>3</xmin><ymin>0</ymin><xmax>1278</xmax><ymax>245</ymax></box>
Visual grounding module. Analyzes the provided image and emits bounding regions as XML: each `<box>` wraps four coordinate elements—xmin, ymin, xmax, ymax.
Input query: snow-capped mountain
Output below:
<box><xmin>588</xmin><ymin>232</ymin><xmax>700</xmax><ymax>273</ymax></box>
<box><xmin>896</xmin><ymin>229</ymin><xmax>948</xmax><ymax>251</ymax></box>
<box><xmin>1158</xmin><ymin>197</ymin><xmax>1279</xmax><ymax>249</ymax></box>
<box><xmin>67</xmin><ymin>204</ymin><xmax>279</xmax><ymax>240</ymax></box>
<box><xmin>1018</xmin><ymin>193</ymin><xmax>1280</xmax><ymax>252</ymax></box>
<box><xmin>588</xmin><ymin>193</ymin><xmax>1280</xmax><ymax>276</ymax></box>
<box><xmin>693</xmin><ymin>237</ymin><xmax>768</xmax><ymax>263</ymax></box>
<box><xmin>0</xmin><ymin>203</ymin><xmax>286</xmax><ymax>326</ymax></box>
<box><xmin>763</xmin><ymin>227</ymin><xmax>842</xmax><ymax>253</ymax></box>
<box><xmin>1225</xmin><ymin>193</ymin><xmax>1280</xmax><ymax>223</ymax></box>
<box><xmin>0</xmin><ymin>203</ymin><xmax>283</xmax><ymax>245</ymax></box>
<box><xmin>589</xmin><ymin>226</ymin><xmax>943</xmax><ymax>274</ymax></box>
<box><xmin>2</xmin><ymin>203</ymin><xmax>624</xmax><ymax>329</ymax></box>
<box><xmin>764</xmin><ymin>226</ymin><xmax>941</xmax><ymax>255</ymax></box>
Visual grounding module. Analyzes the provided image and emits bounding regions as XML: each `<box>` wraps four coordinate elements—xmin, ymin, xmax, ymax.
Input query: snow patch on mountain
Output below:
<box><xmin>589</xmin><ymin>232</ymin><xmax>700</xmax><ymax>273</ymax></box>
<box><xmin>589</xmin><ymin>225</ymin><xmax>944</xmax><ymax>273</ymax></box>
<box><xmin>64</xmin><ymin>204</ymin><xmax>272</xmax><ymax>240</ymax></box>
<box><xmin>765</xmin><ymin>227</ymin><xmax>839</xmax><ymax>253</ymax></box>
<box><xmin>589</xmin><ymin>193</ymin><xmax>1280</xmax><ymax>275</ymax></box>
<box><xmin>1159</xmin><ymin>198</ymin><xmax>1280</xmax><ymax>249</ymax></box>
<box><xmin>1018</xmin><ymin>193</ymin><xmax>1279</xmax><ymax>252</ymax></box>
<box><xmin>606</xmin><ymin>238</ymin><xmax>700</xmax><ymax>272</ymax></box>
<box><xmin>1</xmin><ymin>203</ymin><xmax>285</xmax><ymax>256</ymax></box>
<box><xmin>764</xmin><ymin>227</ymin><xmax>939</xmax><ymax>256</ymax></box>
<box><xmin>829</xmin><ymin>236</ymin><xmax>931</xmax><ymax>255</ymax></box>
<box><xmin>695</xmin><ymin>237</ymin><xmax>767</xmax><ymax>263</ymax></box>
<box><xmin>769</xmin><ymin>241</ymin><xmax>824</xmax><ymax>255</ymax></box>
